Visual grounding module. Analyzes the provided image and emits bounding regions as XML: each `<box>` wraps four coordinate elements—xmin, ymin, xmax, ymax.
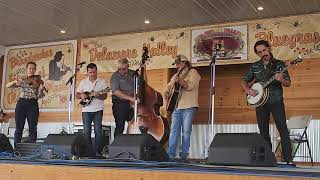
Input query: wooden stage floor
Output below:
<box><xmin>0</xmin><ymin>158</ymin><xmax>319</xmax><ymax>180</ymax></box>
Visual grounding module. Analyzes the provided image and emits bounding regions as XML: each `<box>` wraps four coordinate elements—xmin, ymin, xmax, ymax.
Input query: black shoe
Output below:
<box><xmin>277</xmin><ymin>161</ymin><xmax>296</xmax><ymax>167</ymax></box>
<box><xmin>95</xmin><ymin>152</ymin><xmax>103</xmax><ymax>158</ymax></box>
<box><xmin>178</xmin><ymin>157</ymin><xmax>189</xmax><ymax>163</ymax></box>
<box><xmin>286</xmin><ymin>161</ymin><xmax>296</xmax><ymax>167</ymax></box>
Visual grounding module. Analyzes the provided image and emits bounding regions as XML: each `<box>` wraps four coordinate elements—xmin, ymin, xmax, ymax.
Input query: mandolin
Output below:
<box><xmin>79</xmin><ymin>87</ymin><xmax>110</xmax><ymax>107</ymax></box>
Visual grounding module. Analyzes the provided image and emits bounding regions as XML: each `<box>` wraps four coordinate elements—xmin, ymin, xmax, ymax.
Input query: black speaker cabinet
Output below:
<box><xmin>43</xmin><ymin>133</ymin><xmax>93</xmax><ymax>157</ymax></box>
<box><xmin>208</xmin><ymin>133</ymin><xmax>276</xmax><ymax>167</ymax></box>
<box><xmin>109</xmin><ymin>134</ymin><xmax>168</xmax><ymax>161</ymax></box>
<box><xmin>74</xmin><ymin>125</ymin><xmax>111</xmax><ymax>149</ymax></box>
<box><xmin>0</xmin><ymin>134</ymin><xmax>13</xmax><ymax>152</ymax></box>
<box><xmin>15</xmin><ymin>142</ymin><xmax>41</xmax><ymax>156</ymax></box>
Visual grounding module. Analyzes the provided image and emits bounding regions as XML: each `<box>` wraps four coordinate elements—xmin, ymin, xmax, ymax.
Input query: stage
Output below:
<box><xmin>0</xmin><ymin>158</ymin><xmax>319</xmax><ymax>180</ymax></box>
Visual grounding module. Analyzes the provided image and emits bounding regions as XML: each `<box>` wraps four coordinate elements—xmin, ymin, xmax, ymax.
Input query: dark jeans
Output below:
<box><xmin>14</xmin><ymin>98</ymin><xmax>39</xmax><ymax>145</ymax></box>
<box><xmin>256</xmin><ymin>101</ymin><xmax>292</xmax><ymax>162</ymax></box>
<box><xmin>112</xmin><ymin>99</ymin><xmax>133</xmax><ymax>137</ymax></box>
<box><xmin>82</xmin><ymin>110</ymin><xmax>103</xmax><ymax>154</ymax></box>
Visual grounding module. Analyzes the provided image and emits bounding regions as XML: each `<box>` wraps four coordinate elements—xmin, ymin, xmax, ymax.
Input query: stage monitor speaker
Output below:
<box><xmin>0</xmin><ymin>134</ymin><xmax>13</xmax><ymax>152</ymax></box>
<box><xmin>109</xmin><ymin>134</ymin><xmax>168</xmax><ymax>161</ymax></box>
<box><xmin>208</xmin><ymin>133</ymin><xmax>276</xmax><ymax>167</ymax></box>
<box><xmin>15</xmin><ymin>143</ymin><xmax>41</xmax><ymax>156</ymax></box>
<box><xmin>43</xmin><ymin>133</ymin><xmax>93</xmax><ymax>157</ymax></box>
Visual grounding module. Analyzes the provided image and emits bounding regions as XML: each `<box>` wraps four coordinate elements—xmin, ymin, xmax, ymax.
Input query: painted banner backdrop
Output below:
<box><xmin>80</xmin><ymin>13</ymin><xmax>320</xmax><ymax>71</ymax></box>
<box><xmin>248</xmin><ymin>13</ymin><xmax>320</xmax><ymax>61</ymax></box>
<box><xmin>191</xmin><ymin>25</ymin><xmax>248</xmax><ymax>64</ymax></box>
<box><xmin>1</xmin><ymin>40</ymin><xmax>77</xmax><ymax>111</ymax></box>
<box><xmin>80</xmin><ymin>28</ymin><xmax>190</xmax><ymax>73</ymax></box>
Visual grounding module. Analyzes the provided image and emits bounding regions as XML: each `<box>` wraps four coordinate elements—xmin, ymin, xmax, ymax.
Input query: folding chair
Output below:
<box><xmin>275</xmin><ymin>115</ymin><xmax>313</xmax><ymax>165</ymax></box>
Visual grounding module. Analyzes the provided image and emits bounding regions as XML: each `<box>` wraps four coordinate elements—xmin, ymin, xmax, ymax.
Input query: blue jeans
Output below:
<box><xmin>82</xmin><ymin>110</ymin><xmax>103</xmax><ymax>154</ymax></box>
<box><xmin>167</xmin><ymin>107</ymin><xmax>197</xmax><ymax>159</ymax></box>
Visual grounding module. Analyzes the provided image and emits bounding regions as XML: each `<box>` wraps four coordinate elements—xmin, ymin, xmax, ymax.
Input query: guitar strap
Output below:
<box><xmin>269</xmin><ymin>59</ymin><xmax>277</xmax><ymax>76</ymax></box>
<box><xmin>169</xmin><ymin>67</ymin><xmax>191</xmax><ymax>96</ymax></box>
<box><xmin>263</xmin><ymin>58</ymin><xmax>277</xmax><ymax>86</ymax></box>
<box><xmin>91</xmin><ymin>80</ymin><xmax>98</xmax><ymax>92</ymax></box>
<box><xmin>170</xmin><ymin>67</ymin><xmax>191</xmax><ymax>91</ymax></box>
<box><xmin>176</xmin><ymin>67</ymin><xmax>191</xmax><ymax>102</ymax></box>
<box><xmin>178</xmin><ymin>68</ymin><xmax>192</xmax><ymax>96</ymax></box>
<box><xmin>178</xmin><ymin>67</ymin><xmax>192</xmax><ymax>81</ymax></box>
<box><xmin>268</xmin><ymin>59</ymin><xmax>281</xmax><ymax>87</ymax></box>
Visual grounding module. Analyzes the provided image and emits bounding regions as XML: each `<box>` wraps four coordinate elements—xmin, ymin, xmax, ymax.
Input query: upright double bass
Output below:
<box><xmin>127</xmin><ymin>47</ymin><xmax>169</xmax><ymax>145</ymax></box>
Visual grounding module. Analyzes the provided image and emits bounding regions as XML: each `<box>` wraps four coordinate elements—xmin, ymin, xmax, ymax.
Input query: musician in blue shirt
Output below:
<box><xmin>241</xmin><ymin>40</ymin><xmax>292</xmax><ymax>164</ymax></box>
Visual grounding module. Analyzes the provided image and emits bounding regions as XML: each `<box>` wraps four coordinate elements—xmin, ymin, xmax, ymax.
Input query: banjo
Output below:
<box><xmin>247</xmin><ymin>55</ymin><xmax>302</xmax><ymax>107</ymax></box>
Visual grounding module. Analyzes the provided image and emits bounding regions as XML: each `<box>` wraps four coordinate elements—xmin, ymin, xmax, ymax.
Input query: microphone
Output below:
<box><xmin>77</xmin><ymin>61</ymin><xmax>86</xmax><ymax>66</ymax></box>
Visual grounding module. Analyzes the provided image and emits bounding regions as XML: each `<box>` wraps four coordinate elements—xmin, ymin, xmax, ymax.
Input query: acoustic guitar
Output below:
<box><xmin>166</xmin><ymin>67</ymin><xmax>190</xmax><ymax>112</ymax></box>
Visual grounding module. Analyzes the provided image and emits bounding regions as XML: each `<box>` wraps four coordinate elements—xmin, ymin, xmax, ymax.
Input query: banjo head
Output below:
<box><xmin>247</xmin><ymin>83</ymin><xmax>265</xmax><ymax>106</ymax></box>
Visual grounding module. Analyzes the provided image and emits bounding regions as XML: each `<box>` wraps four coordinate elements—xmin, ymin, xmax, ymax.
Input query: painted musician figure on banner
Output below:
<box><xmin>164</xmin><ymin>54</ymin><xmax>201</xmax><ymax>161</ymax></box>
<box><xmin>48</xmin><ymin>51</ymin><xmax>71</xmax><ymax>81</ymax></box>
<box><xmin>241</xmin><ymin>40</ymin><xmax>293</xmax><ymax>164</ymax></box>
<box><xmin>6</xmin><ymin>62</ymin><xmax>47</xmax><ymax>147</ymax></box>
<box><xmin>76</xmin><ymin>63</ymin><xmax>108</xmax><ymax>157</ymax></box>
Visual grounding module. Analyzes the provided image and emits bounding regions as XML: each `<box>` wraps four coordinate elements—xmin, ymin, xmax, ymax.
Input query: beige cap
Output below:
<box><xmin>172</xmin><ymin>54</ymin><xmax>188</xmax><ymax>65</ymax></box>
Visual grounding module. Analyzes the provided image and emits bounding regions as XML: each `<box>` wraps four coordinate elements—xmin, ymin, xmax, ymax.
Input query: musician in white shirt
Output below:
<box><xmin>76</xmin><ymin>63</ymin><xmax>108</xmax><ymax>157</ymax></box>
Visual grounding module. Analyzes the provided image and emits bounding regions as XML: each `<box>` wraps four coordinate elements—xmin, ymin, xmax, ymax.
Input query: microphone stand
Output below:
<box><xmin>202</xmin><ymin>49</ymin><xmax>218</xmax><ymax>159</ymax></box>
<box><xmin>65</xmin><ymin>64</ymin><xmax>83</xmax><ymax>134</ymax></box>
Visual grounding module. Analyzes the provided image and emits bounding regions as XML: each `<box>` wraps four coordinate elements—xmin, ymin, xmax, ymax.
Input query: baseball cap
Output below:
<box><xmin>172</xmin><ymin>54</ymin><xmax>188</xmax><ymax>65</ymax></box>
